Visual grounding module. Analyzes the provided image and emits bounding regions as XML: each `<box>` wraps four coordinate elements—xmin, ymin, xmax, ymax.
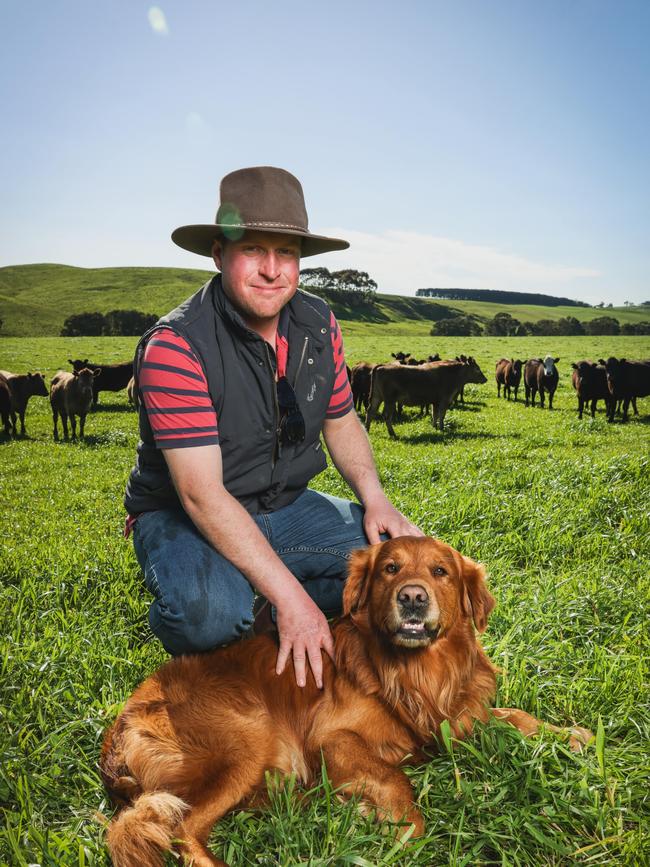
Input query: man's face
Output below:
<box><xmin>213</xmin><ymin>231</ymin><xmax>301</xmax><ymax>331</ymax></box>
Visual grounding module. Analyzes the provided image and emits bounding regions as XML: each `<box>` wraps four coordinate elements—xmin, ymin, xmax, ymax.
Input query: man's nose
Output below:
<box><xmin>259</xmin><ymin>251</ymin><xmax>281</xmax><ymax>280</ymax></box>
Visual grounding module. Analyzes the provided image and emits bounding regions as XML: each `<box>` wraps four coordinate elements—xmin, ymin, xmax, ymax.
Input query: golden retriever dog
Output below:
<box><xmin>100</xmin><ymin>537</ymin><xmax>592</xmax><ymax>866</ymax></box>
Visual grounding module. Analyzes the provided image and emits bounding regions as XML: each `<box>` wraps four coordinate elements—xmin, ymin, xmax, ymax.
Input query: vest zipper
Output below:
<box><xmin>293</xmin><ymin>336</ymin><xmax>309</xmax><ymax>387</ymax></box>
<box><xmin>264</xmin><ymin>342</ymin><xmax>281</xmax><ymax>467</ymax></box>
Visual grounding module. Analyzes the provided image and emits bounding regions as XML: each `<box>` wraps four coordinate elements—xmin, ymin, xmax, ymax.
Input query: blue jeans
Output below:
<box><xmin>132</xmin><ymin>489</ymin><xmax>369</xmax><ymax>655</ymax></box>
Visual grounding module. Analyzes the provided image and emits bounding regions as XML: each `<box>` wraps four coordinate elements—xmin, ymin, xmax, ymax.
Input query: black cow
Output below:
<box><xmin>524</xmin><ymin>356</ymin><xmax>559</xmax><ymax>409</ymax></box>
<box><xmin>571</xmin><ymin>361</ymin><xmax>614</xmax><ymax>419</ymax></box>
<box><xmin>69</xmin><ymin>358</ymin><xmax>133</xmax><ymax>406</ymax></box>
<box><xmin>598</xmin><ymin>357</ymin><xmax>650</xmax><ymax>422</ymax></box>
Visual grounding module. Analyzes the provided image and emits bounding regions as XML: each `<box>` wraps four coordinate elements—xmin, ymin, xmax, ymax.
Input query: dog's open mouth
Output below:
<box><xmin>395</xmin><ymin>619</ymin><xmax>440</xmax><ymax>643</ymax></box>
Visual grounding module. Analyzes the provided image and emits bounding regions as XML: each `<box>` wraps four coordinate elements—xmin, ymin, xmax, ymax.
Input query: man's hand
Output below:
<box><xmin>362</xmin><ymin>494</ymin><xmax>425</xmax><ymax>544</ymax></box>
<box><xmin>275</xmin><ymin>586</ymin><xmax>335</xmax><ymax>689</ymax></box>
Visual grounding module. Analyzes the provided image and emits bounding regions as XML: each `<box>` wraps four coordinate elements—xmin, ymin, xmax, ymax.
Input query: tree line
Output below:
<box><xmin>416</xmin><ymin>287</ymin><xmax>589</xmax><ymax>307</ymax></box>
<box><xmin>299</xmin><ymin>268</ymin><xmax>377</xmax><ymax>306</ymax></box>
<box><xmin>431</xmin><ymin>312</ymin><xmax>650</xmax><ymax>337</ymax></box>
<box><xmin>61</xmin><ymin>310</ymin><xmax>159</xmax><ymax>337</ymax></box>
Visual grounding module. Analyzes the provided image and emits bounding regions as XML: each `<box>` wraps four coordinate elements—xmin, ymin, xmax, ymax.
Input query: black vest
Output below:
<box><xmin>124</xmin><ymin>276</ymin><xmax>335</xmax><ymax>515</ymax></box>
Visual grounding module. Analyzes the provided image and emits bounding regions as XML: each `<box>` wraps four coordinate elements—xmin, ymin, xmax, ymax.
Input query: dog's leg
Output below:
<box><xmin>321</xmin><ymin>731</ymin><xmax>424</xmax><ymax>837</ymax></box>
<box><xmin>491</xmin><ymin>707</ymin><xmax>594</xmax><ymax>752</ymax></box>
<box><xmin>175</xmin><ymin>766</ymin><xmax>263</xmax><ymax>867</ymax></box>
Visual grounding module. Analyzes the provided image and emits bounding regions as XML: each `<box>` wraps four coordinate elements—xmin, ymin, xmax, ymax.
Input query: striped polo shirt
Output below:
<box><xmin>139</xmin><ymin>311</ymin><xmax>353</xmax><ymax>449</ymax></box>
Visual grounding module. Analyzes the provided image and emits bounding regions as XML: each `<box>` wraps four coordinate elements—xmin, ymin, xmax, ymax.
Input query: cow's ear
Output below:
<box><xmin>93</xmin><ymin>368</ymin><xmax>101</xmax><ymax>377</ymax></box>
<box><xmin>620</xmin><ymin>358</ymin><xmax>626</xmax><ymax>363</ymax></box>
<box><xmin>554</xmin><ymin>357</ymin><xmax>560</xmax><ymax>363</ymax></box>
<box><xmin>343</xmin><ymin>544</ymin><xmax>381</xmax><ymax>615</ymax></box>
<box><xmin>572</xmin><ymin>363</ymin><xmax>578</xmax><ymax>369</ymax></box>
<box><xmin>68</xmin><ymin>359</ymin><xmax>73</xmax><ymax>365</ymax></box>
<box><xmin>460</xmin><ymin>556</ymin><xmax>495</xmax><ymax>633</ymax></box>
<box><xmin>598</xmin><ymin>359</ymin><xmax>607</xmax><ymax>366</ymax></box>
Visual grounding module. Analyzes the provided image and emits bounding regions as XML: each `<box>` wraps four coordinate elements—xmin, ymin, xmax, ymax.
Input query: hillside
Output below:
<box><xmin>1</xmin><ymin>263</ymin><xmax>648</xmax><ymax>336</ymax></box>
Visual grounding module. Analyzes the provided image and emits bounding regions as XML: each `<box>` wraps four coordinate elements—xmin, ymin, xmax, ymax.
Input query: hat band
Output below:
<box><xmin>220</xmin><ymin>220</ymin><xmax>307</xmax><ymax>231</ymax></box>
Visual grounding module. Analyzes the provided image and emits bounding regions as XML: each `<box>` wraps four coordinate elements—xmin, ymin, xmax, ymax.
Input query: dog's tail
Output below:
<box><xmin>105</xmin><ymin>791</ymin><xmax>188</xmax><ymax>867</ymax></box>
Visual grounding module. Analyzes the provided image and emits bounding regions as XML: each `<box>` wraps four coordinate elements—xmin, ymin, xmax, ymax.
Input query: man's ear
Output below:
<box><xmin>460</xmin><ymin>556</ymin><xmax>495</xmax><ymax>633</ymax></box>
<box><xmin>343</xmin><ymin>544</ymin><xmax>381</xmax><ymax>615</ymax></box>
<box><xmin>212</xmin><ymin>239</ymin><xmax>224</xmax><ymax>271</ymax></box>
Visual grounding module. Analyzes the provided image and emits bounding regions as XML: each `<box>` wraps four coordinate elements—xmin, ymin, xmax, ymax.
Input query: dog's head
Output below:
<box><xmin>343</xmin><ymin>536</ymin><xmax>494</xmax><ymax>648</ymax></box>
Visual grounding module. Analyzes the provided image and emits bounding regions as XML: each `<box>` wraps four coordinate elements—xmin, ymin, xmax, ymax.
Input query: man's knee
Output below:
<box><xmin>149</xmin><ymin>595</ymin><xmax>254</xmax><ymax>656</ymax></box>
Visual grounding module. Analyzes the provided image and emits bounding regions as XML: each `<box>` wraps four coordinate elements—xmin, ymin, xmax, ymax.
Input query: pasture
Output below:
<box><xmin>1</xmin><ymin>333</ymin><xmax>649</xmax><ymax>866</ymax></box>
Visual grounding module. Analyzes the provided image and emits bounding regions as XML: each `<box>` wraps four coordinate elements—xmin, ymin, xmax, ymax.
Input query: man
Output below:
<box><xmin>125</xmin><ymin>166</ymin><xmax>422</xmax><ymax>689</ymax></box>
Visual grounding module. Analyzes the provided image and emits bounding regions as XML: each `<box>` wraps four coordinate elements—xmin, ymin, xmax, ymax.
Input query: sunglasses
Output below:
<box><xmin>276</xmin><ymin>376</ymin><xmax>305</xmax><ymax>445</ymax></box>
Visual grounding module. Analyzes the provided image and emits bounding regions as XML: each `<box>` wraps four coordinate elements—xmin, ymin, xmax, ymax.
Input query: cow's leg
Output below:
<box><xmin>524</xmin><ymin>386</ymin><xmax>530</xmax><ymax>406</ymax></box>
<box><xmin>18</xmin><ymin>410</ymin><xmax>26</xmax><ymax>436</ymax></box>
<box><xmin>365</xmin><ymin>400</ymin><xmax>375</xmax><ymax>432</ymax></box>
<box><xmin>70</xmin><ymin>414</ymin><xmax>78</xmax><ymax>440</ymax></box>
<box><xmin>60</xmin><ymin>411</ymin><xmax>69</xmax><ymax>440</ymax></box>
<box><xmin>577</xmin><ymin>397</ymin><xmax>584</xmax><ymax>418</ymax></box>
<box><xmin>321</xmin><ymin>731</ymin><xmax>424</xmax><ymax>837</ymax></box>
<box><xmin>79</xmin><ymin>413</ymin><xmax>86</xmax><ymax>440</ymax></box>
<box><xmin>491</xmin><ymin>708</ymin><xmax>593</xmax><ymax>753</ymax></box>
<box><xmin>52</xmin><ymin>408</ymin><xmax>59</xmax><ymax>440</ymax></box>
<box><xmin>497</xmin><ymin>383</ymin><xmax>501</xmax><ymax>398</ymax></box>
<box><xmin>632</xmin><ymin>397</ymin><xmax>638</xmax><ymax>416</ymax></box>
<box><xmin>384</xmin><ymin>401</ymin><xmax>397</xmax><ymax>438</ymax></box>
<box><xmin>622</xmin><ymin>398</ymin><xmax>630</xmax><ymax>421</ymax></box>
<box><xmin>92</xmin><ymin>386</ymin><xmax>99</xmax><ymax>408</ymax></box>
<box><xmin>548</xmin><ymin>389</ymin><xmax>554</xmax><ymax>410</ymax></box>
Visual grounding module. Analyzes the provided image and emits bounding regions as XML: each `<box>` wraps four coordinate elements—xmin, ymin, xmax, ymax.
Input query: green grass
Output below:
<box><xmin>2</xmin><ymin>263</ymin><xmax>649</xmax><ymax>336</ymax></box>
<box><xmin>1</xmin><ymin>333</ymin><xmax>649</xmax><ymax>865</ymax></box>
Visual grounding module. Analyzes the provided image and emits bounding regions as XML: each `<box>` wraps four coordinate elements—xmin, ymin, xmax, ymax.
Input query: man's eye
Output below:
<box><xmin>278</xmin><ymin>248</ymin><xmax>298</xmax><ymax>258</ymax></box>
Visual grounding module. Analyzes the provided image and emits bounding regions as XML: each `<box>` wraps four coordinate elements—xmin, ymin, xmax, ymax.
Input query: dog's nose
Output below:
<box><xmin>397</xmin><ymin>585</ymin><xmax>429</xmax><ymax>606</ymax></box>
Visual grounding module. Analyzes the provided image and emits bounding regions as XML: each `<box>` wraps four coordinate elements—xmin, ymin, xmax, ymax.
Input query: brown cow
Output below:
<box><xmin>366</xmin><ymin>359</ymin><xmax>487</xmax><ymax>436</ymax></box>
<box><xmin>0</xmin><ymin>369</ymin><xmax>49</xmax><ymax>436</ymax></box>
<box><xmin>68</xmin><ymin>358</ymin><xmax>133</xmax><ymax>406</ymax></box>
<box><xmin>598</xmin><ymin>357</ymin><xmax>650</xmax><ymax>422</ymax></box>
<box><xmin>0</xmin><ymin>374</ymin><xmax>12</xmax><ymax>436</ymax></box>
<box><xmin>496</xmin><ymin>358</ymin><xmax>524</xmax><ymax>401</ymax></box>
<box><xmin>50</xmin><ymin>368</ymin><xmax>99</xmax><ymax>440</ymax></box>
<box><xmin>127</xmin><ymin>376</ymin><xmax>140</xmax><ymax>411</ymax></box>
<box><xmin>524</xmin><ymin>356</ymin><xmax>559</xmax><ymax>409</ymax></box>
<box><xmin>350</xmin><ymin>362</ymin><xmax>374</xmax><ymax>413</ymax></box>
<box><xmin>571</xmin><ymin>361</ymin><xmax>614</xmax><ymax>419</ymax></box>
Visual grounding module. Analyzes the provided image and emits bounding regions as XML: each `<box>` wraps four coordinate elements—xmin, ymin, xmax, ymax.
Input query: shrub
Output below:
<box><xmin>61</xmin><ymin>312</ymin><xmax>106</xmax><ymax>336</ymax></box>
<box><xmin>430</xmin><ymin>316</ymin><xmax>482</xmax><ymax>336</ymax></box>
<box><xmin>584</xmin><ymin>316</ymin><xmax>620</xmax><ymax>335</ymax></box>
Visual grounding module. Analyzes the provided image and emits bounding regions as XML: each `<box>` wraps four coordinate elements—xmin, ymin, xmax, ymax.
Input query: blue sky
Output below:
<box><xmin>2</xmin><ymin>0</ymin><xmax>649</xmax><ymax>304</ymax></box>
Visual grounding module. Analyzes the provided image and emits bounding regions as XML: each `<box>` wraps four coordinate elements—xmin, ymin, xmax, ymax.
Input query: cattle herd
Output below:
<box><xmin>350</xmin><ymin>352</ymin><xmax>650</xmax><ymax>437</ymax></box>
<box><xmin>0</xmin><ymin>353</ymin><xmax>648</xmax><ymax>440</ymax></box>
<box><xmin>0</xmin><ymin>359</ymin><xmax>135</xmax><ymax>440</ymax></box>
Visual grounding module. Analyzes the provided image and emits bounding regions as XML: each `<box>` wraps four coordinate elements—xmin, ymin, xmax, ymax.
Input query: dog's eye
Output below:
<box><xmin>385</xmin><ymin>562</ymin><xmax>399</xmax><ymax>574</ymax></box>
<box><xmin>432</xmin><ymin>566</ymin><xmax>447</xmax><ymax>577</ymax></box>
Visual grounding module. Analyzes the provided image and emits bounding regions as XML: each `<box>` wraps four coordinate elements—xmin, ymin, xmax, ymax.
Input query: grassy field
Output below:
<box><xmin>2</xmin><ymin>263</ymin><xmax>650</xmax><ymax>336</ymax></box>
<box><xmin>1</xmin><ymin>332</ymin><xmax>649</xmax><ymax>866</ymax></box>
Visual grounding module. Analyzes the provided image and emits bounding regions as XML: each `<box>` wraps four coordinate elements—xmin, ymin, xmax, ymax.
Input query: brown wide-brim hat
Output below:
<box><xmin>171</xmin><ymin>166</ymin><xmax>349</xmax><ymax>259</ymax></box>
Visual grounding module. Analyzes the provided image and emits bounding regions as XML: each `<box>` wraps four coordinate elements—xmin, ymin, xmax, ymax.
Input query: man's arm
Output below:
<box><xmin>322</xmin><ymin>412</ymin><xmax>424</xmax><ymax>543</ymax></box>
<box><xmin>162</xmin><ymin>444</ymin><xmax>334</xmax><ymax>688</ymax></box>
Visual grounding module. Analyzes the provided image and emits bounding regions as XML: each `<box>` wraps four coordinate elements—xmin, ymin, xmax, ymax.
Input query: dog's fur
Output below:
<box><xmin>100</xmin><ymin>537</ymin><xmax>592</xmax><ymax>866</ymax></box>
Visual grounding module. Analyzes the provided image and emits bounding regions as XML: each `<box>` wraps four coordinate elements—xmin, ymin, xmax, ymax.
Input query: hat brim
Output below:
<box><xmin>171</xmin><ymin>224</ymin><xmax>349</xmax><ymax>259</ymax></box>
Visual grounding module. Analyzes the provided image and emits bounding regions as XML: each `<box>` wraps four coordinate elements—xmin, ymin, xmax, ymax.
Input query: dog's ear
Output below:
<box><xmin>460</xmin><ymin>556</ymin><xmax>495</xmax><ymax>633</ymax></box>
<box><xmin>343</xmin><ymin>545</ymin><xmax>381</xmax><ymax>614</ymax></box>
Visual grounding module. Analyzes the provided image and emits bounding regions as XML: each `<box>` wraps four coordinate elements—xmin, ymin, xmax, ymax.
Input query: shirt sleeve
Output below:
<box><xmin>325</xmin><ymin>312</ymin><xmax>354</xmax><ymax>418</ymax></box>
<box><xmin>138</xmin><ymin>328</ymin><xmax>219</xmax><ymax>448</ymax></box>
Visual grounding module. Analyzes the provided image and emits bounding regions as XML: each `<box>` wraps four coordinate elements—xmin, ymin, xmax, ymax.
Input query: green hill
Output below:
<box><xmin>0</xmin><ymin>263</ymin><xmax>648</xmax><ymax>336</ymax></box>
